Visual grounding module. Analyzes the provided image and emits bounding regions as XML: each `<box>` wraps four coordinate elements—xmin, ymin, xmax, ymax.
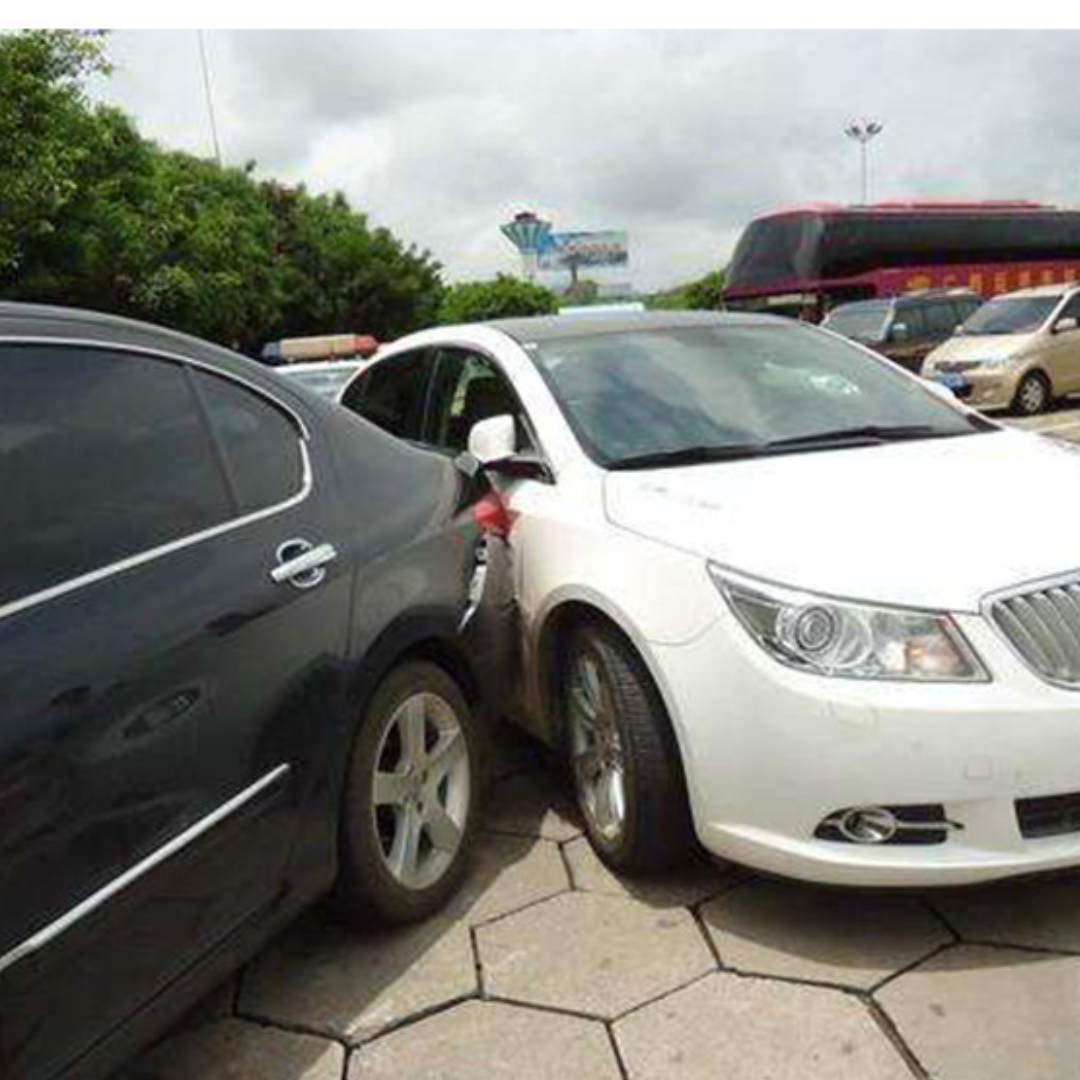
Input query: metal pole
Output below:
<box><xmin>861</xmin><ymin>141</ymin><xmax>868</xmax><ymax>204</ymax></box>
<box><xmin>197</xmin><ymin>30</ymin><xmax>223</xmax><ymax>165</ymax></box>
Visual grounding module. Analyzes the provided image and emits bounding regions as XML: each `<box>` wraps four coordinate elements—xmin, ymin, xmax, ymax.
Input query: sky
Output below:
<box><xmin>89</xmin><ymin>30</ymin><xmax>1080</xmax><ymax>292</ymax></box>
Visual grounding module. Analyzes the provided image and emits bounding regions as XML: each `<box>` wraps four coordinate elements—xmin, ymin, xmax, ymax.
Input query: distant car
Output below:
<box><xmin>0</xmin><ymin>304</ymin><xmax>507</xmax><ymax>1080</ymax></box>
<box><xmin>341</xmin><ymin>310</ymin><xmax>1080</xmax><ymax>890</ymax></box>
<box><xmin>280</xmin><ymin>359</ymin><xmax>365</xmax><ymax>400</ymax></box>
<box><xmin>822</xmin><ymin>291</ymin><xmax>982</xmax><ymax>372</ymax></box>
<box><xmin>924</xmin><ymin>283</ymin><xmax>1080</xmax><ymax>415</ymax></box>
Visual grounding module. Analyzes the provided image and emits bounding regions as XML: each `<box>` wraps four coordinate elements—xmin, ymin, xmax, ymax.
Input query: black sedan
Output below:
<box><xmin>0</xmin><ymin>303</ymin><xmax>509</xmax><ymax>1080</ymax></box>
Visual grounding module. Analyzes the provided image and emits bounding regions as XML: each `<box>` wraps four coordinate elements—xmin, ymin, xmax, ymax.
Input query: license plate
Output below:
<box><xmin>934</xmin><ymin>372</ymin><xmax>969</xmax><ymax>392</ymax></box>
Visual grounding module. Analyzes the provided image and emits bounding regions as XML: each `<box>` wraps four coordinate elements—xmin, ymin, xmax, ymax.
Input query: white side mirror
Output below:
<box><xmin>468</xmin><ymin>414</ymin><xmax>516</xmax><ymax>464</ymax></box>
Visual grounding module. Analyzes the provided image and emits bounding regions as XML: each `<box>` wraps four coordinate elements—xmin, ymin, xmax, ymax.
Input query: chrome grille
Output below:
<box><xmin>990</xmin><ymin>578</ymin><xmax>1080</xmax><ymax>687</ymax></box>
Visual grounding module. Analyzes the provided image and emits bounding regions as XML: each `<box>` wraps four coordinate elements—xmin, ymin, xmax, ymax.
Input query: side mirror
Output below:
<box><xmin>467</xmin><ymin>414</ymin><xmax>516</xmax><ymax>465</ymax></box>
<box><xmin>467</xmin><ymin>414</ymin><xmax>554</xmax><ymax>483</ymax></box>
<box><xmin>1054</xmin><ymin>316</ymin><xmax>1079</xmax><ymax>335</ymax></box>
<box><xmin>890</xmin><ymin>322</ymin><xmax>910</xmax><ymax>342</ymax></box>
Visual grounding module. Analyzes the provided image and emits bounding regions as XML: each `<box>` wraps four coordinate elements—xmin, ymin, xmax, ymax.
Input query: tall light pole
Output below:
<box><xmin>844</xmin><ymin>118</ymin><xmax>883</xmax><ymax>205</ymax></box>
<box><xmin>197</xmin><ymin>30</ymin><xmax>223</xmax><ymax>166</ymax></box>
<box><xmin>500</xmin><ymin>211</ymin><xmax>552</xmax><ymax>282</ymax></box>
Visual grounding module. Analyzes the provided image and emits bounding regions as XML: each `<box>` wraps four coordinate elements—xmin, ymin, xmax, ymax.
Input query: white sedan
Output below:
<box><xmin>339</xmin><ymin>311</ymin><xmax>1080</xmax><ymax>887</ymax></box>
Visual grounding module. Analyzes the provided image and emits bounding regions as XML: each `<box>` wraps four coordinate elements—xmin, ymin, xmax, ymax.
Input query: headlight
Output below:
<box><xmin>708</xmin><ymin>565</ymin><xmax>987</xmax><ymax>682</ymax></box>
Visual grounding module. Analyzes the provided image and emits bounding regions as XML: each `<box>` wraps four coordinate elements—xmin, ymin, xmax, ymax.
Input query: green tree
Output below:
<box><xmin>0</xmin><ymin>30</ymin><xmax>112</xmax><ymax>276</ymax></box>
<box><xmin>0</xmin><ymin>30</ymin><xmax>445</xmax><ymax>351</ymax></box>
<box><xmin>439</xmin><ymin>274</ymin><xmax>558</xmax><ymax>324</ymax></box>
<box><xmin>264</xmin><ymin>182</ymin><xmax>444</xmax><ymax>342</ymax></box>
<box><xmin>646</xmin><ymin>269</ymin><xmax>726</xmax><ymax>311</ymax></box>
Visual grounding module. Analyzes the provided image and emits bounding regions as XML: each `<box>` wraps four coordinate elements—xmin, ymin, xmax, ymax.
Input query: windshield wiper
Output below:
<box><xmin>607</xmin><ymin>443</ymin><xmax>766</xmax><ymax>471</ymax></box>
<box><xmin>763</xmin><ymin>424</ymin><xmax>954</xmax><ymax>450</ymax></box>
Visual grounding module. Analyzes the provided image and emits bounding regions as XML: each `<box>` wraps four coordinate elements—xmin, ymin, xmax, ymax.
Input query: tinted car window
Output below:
<box><xmin>340</xmin><ymin>350</ymin><xmax>430</xmax><ymax>439</ymax></box>
<box><xmin>194</xmin><ymin>371</ymin><xmax>304</xmax><ymax>513</ymax></box>
<box><xmin>427</xmin><ymin>349</ymin><xmax>533</xmax><ymax>453</ymax></box>
<box><xmin>892</xmin><ymin>306</ymin><xmax>925</xmax><ymax>339</ymax></box>
<box><xmin>0</xmin><ymin>344</ymin><xmax>232</xmax><ymax>608</ymax></box>
<box><xmin>923</xmin><ymin>302</ymin><xmax>959</xmax><ymax>336</ymax></box>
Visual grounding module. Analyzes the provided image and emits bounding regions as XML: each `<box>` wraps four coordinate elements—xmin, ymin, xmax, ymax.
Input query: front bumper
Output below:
<box><xmin>929</xmin><ymin>368</ymin><xmax>1019</xmax><ymax>411</ymax></box>
<box><xmin>651</xmin><ymin>605</ymin><xmax>1080</xmax><ymax>886</ymax></box>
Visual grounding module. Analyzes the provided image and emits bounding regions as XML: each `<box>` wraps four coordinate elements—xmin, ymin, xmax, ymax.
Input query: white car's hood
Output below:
<box><xmin>604</xmin><ymin>429</ymin><xmax>1080</xmax><ymax>612</ymax></box>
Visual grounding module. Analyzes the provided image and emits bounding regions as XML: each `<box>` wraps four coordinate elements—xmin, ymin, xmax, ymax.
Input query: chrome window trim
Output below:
<box><xmin>0</xmin><ymin>764</ymin><xmax>292</xmax><ymax>977</ymax></box>
<box><xmin>982</xmin><ymin>568</ymin><xmax>1080</xmax><ymax>691</ymax></box>
<box><xmin>0</xmin><ymin>336</ymin><xmax>314</xmax><ymax>626</ymax></box>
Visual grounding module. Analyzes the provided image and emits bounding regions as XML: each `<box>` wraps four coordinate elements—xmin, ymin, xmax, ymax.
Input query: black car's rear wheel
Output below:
<box><xmin>333</xmin><ymin>661</ymin><xmax>478</xmax><ymax>926</ymax></box>
<box><xmin>563</xmin><ymin>623</ymin><xmax>693</xmax><ymax>872</ymax></box>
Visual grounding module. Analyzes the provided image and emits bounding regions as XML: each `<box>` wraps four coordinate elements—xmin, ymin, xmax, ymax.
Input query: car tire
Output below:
<box><xmin>332</xmin><ymin>661</ymin><xmax>479</xmax><ymax>927</ymax></box>
<box><xmin>1012</xmin><ymin>371</ymin><xmax>1051</xmax><ymax>416</ymax></box>
<box><xmin>562</xmin><ymin>622</ymin><xmax>693</xmax><ymax>872</ymax></box>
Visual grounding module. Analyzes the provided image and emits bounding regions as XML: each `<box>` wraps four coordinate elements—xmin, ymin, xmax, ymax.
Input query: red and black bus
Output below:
<box><xmin>723</xmin><ymin>201</ymin><xmax>1080</xmax><ymax>321</ymax></box>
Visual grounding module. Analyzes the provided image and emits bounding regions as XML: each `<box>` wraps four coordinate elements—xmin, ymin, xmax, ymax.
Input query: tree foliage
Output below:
<box><xmin>0</xmin><ymin>30</ymin><xmax>444</xmax><ymax>351</ymax></box>
<box><xmin>438</xmin><ymin>274</ymin><xmax>559</xmax><ymax>324</ymax></box>
<box><xmin>646</xmin><ymin>269</ymin><xmax>726</xmax><ymax>311</ymax></box>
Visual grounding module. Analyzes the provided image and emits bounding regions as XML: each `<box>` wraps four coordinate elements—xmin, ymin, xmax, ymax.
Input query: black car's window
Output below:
<box><xmin>426</xmin><ymin>348</ymin><xmax>534</xmax><ymax>454</ymax></box>
<box><xmin>340</xmin><ymin>349</ymin><xmax>431</xmax><ymax>440</ymax></box>
<box><xmin>0</xmin><ymin>344</ymin><xmax>232</xmax><ymax>609</ymax></box>
<box><xmin>193</xmin><ymin>370</ymin><xmax>304</xmax><ymax>513</ymax></box>
<box><xmin>923</xmin><ymin>301</ymin><xmax>959</xmax><ymax>336</ymax></box>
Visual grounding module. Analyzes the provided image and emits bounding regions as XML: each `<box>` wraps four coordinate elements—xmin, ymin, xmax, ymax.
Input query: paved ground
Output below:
<box><xmin>115</xmin><ymin>410</ymin><xmax>1080</xmax><ymax>1080</ymax></box>
<box><xmin>1005</xmin><ymin>398</ymin><xmax>1080</xmax><ymax>442</ymax></box>
<box><xmin>115</xmin><ymin>723</ymin><xmax>1080</xmax><ymax>1080</ymax></box>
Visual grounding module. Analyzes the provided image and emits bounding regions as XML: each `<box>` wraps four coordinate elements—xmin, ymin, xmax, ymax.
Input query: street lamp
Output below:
<box><xmin>844</xmin><ymin>118</ymin><xmax>884</xmax><ymax>205</ymax></box>
<box><xmin>500</xmin><ymin>211</ymin><xmax>552</xmax><ymax>282</ymax></box>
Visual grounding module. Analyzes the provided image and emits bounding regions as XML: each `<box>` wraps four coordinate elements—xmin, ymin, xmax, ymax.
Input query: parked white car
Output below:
<box><xmin>339</xmin><ymin>311</ymin><xmax>1080</xmax><ymax>887</ymax></box>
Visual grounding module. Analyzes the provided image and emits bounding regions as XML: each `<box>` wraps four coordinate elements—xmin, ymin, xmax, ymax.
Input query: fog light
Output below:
<box><xmin>836</xmin><ymin>806</ymin><xmax>898</xmax><ymax>844</ymax></box>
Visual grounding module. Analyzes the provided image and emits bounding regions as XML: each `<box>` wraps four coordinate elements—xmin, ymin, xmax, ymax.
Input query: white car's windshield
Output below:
<box><xmin>960</xmin><ymin>296</ymin><xmax>1058</xmax><ymax>335</ymax></box>
<box><xmin>530</xmin><ymin>324</ymin><xmax>989</xmax><ymax>469</ymax></box>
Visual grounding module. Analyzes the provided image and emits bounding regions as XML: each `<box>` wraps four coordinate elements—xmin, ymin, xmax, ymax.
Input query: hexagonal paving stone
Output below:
<box><xmin>878</xmin><ymin>944</ymin><xmax>1080</xmax><ymax>1080</ymax></box>
<box><xmin>118</xmin><ymin>1017</ymin><xmax>344</xmax><ymax>1080</ymax></box>
<box><xmin>240</xmin><ymin>912</ymin><xmax>476</xmax><ymax>1042</ymax></box>
<box><xmin>615</xmin><ymin>973</ymin><xmax>911</xmax><ymax>1080</ymax></box>
<box><xmin>702</xmin><ymin>879</ymin><xmax>950</xmax><ymax>990</ymax></box>
<box><xmin>349</xmin><ymin>1000</ymin><xmax>621</xmax><ymax>1080</ymax></box>
<box><xmin>477</xmin><ymin>891</ymin><xmax>714</xmax><ymax>1018</ymax></box>
<box><xmin>484</xmin><ymin>767</ymin><xmax>582</xmax><ymax>842</ymax></box>
<box><xmin>564</xmin><ymin>836</ymin><xmax>738</xmax><ymax>908</ymax></box>
<box><xmin>446</xmin><ymin>832</ymin><xmax>570</xmax><ymax>926</ymax></box>
<box><xmin>930</xmin><ymin>873</ymin><xmax>1080</xmax><ymax>952</ymax></box>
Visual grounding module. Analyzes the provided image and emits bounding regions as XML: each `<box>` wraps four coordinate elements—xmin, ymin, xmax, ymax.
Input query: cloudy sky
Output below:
<box><xmin>90</xmin><ymin>30</ymin><xmax>1079</xmax><ymax>291</ymax></box>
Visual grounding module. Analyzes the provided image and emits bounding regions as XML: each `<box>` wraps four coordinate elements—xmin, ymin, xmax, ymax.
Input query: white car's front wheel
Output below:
<box><xmin>564</xmin><ymin>623</ymin><xmax>693</xmax><ymax>872</ymax></box>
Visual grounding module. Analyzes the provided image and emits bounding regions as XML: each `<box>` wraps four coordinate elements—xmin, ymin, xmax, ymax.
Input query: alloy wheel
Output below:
<box><xmin>1018</xmin><ymin>375</ymin><xmax>1048</xmax><ymax>415</ymax></box>
<box><xmin>568</xmin><ymin>649</ymin><xmax>627</xmax><ymax>842</ymax></box>
<box><xmin>370</xmin><ymin>692</ymin><xmax>470</xmax><ymax>891</ymax></box>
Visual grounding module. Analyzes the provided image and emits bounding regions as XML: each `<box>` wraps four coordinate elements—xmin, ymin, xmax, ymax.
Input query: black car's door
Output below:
<box><xmin>0</xmin><ymin>341</ymin><xmax>350</xmax><ymax>1080</ymax></box>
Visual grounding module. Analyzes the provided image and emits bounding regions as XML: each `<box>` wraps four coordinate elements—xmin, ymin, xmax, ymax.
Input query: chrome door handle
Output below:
<box><xmin>271</xmin><ymin>540</ymin><xmax>337</xmax><ymax>589</ymax></box>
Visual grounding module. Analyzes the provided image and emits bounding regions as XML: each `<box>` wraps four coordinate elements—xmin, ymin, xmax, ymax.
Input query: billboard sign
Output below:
<box><xmin>537</xmin><ymin>230</ymin><xmax>629</xmax><ymax>271</ymax></box>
